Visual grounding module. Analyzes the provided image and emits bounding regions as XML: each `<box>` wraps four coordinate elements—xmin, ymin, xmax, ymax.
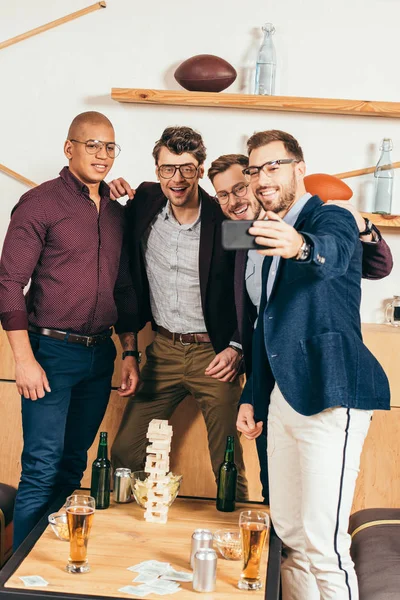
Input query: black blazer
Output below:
<box><xmin>125</xmin><ymin>182</ymin><xmax>239</xmax><ymax>354</ymax></box>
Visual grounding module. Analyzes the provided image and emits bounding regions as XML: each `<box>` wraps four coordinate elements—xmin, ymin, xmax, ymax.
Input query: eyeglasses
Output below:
<box><xmin>158</xmin><ymin>163</ymin><xmax>198</xmax><ymax>179</ymax></box>
<box><xmin>214</xmin><ymin>182</ymin><xmax>249</xmax><ymax>205</ymax></box>
<box><xmin>243</xmin><ymin>159</ymin><xmax>299</xmax><ymax>180</ymax></box>
<box><xmin>69</xmin><ymin>139</ymin><xmax>121</xmax><ymax>158</ymax></box>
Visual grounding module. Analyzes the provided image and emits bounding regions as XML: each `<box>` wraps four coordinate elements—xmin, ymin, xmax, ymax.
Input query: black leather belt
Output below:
<box><xmin>28</xmin><ymin>326</ymin><xmax>112</xmax><ymax>347</ymax></box>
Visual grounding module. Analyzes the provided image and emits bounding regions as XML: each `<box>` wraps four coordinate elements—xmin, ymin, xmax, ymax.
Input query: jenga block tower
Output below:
<box><xmin>144</xmin><ymin>419</ymin><xmax>173</xmax><ymax>523</ymax></box>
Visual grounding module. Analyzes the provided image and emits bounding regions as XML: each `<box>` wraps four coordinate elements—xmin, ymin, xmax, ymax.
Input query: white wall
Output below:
<box><xmin>0</xmin><ymin>0</ymin><xmax>399</xmax><ymax>322</ymax></box>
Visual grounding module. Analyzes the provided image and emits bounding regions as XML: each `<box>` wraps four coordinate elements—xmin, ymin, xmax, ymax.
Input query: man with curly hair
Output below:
<box><xmin>110</xmin><ymin>126</ymin><xmax>248</xmax><ymax>500</ymax></box>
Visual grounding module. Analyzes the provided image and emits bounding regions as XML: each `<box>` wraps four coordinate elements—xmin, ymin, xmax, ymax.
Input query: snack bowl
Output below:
<box><xmin>48</xmin><ymin>512</ymin><xmax>69</xmax><ymax>541</ymax></box>
<box><xmin>213</xmin><ymin>529</ymin><xmax>242</xmax><ymax>560</ymax></box>
<box><xmin>129</xmin><ymin>471</ymin><xmax>182</xmax><ymax>508</ymax></box>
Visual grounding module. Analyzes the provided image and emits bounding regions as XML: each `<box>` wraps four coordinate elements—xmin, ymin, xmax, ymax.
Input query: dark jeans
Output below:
<box><xmin>13</xmin><ymin>332</ymin><xmax>116</xmax><ymax>550</ymax></box>
<box><xmin>256</xmin><ymin>432</ymin><xmax>270</xmax><ymax>504</ymax></box>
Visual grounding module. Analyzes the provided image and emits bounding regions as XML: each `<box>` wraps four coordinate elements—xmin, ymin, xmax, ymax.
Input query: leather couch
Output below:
<box><xmin>350</xmin><ymin>508</ymin><xmax>400</xmax><ymax>599</ymax></box>
<box><xmin>0</xmin><ymin>483</ymin><xmax>17</xmax><ymax>567</ymax></box>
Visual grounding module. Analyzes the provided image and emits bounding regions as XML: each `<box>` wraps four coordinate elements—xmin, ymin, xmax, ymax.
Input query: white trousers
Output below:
<box><xmin>267</xmin><ymin>385</ymin><xmax>372</xmax><ymax>600</ymax></box>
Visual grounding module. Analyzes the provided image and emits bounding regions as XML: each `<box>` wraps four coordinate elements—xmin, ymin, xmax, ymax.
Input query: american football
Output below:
<box><xmin>174</xmin><ymin>54</ymin><xmax>237</xmax><ymax>93</ymax></box>
<box><xmin>304</xmin><ymin>173</ymin><xmax>353</xmax><ymax>202</ymax></box>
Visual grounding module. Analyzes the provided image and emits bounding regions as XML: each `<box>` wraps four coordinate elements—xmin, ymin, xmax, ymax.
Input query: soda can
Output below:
<box><xmin>190</xmin><ymin>529</ymin><xmax>213</xmax><ymax>569</ymax></box>
<box><xmin>193</xmin><ymin>548</ymin><xmax>217</xmax><ymax>592</ymax></box>
<box><xmin>113</xmin><ymin>468</ymin><xmax>132</xmax><ymax>503</ymax></box>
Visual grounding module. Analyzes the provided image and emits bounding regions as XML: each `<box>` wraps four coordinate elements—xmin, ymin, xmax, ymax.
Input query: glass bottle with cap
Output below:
<box><xmin>90</xmin><ymin>431</ymin><xmax>111</xmax><ymax>509</ymax></box>
<box><xmin>216</xmin><ymin>435</ymin><xmax>237</xmax><ymax>512</ymax></box>
<box><xmin>373</xmin><ymin>138</ymin><xmax>394</xmax><ymax>215</ymax></box>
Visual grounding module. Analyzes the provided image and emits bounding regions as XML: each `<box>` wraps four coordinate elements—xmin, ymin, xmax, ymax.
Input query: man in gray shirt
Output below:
<box><xmin>109</xmin><ymin>127</ymin><xmax>249</xmax><ymax>500</ymax></box>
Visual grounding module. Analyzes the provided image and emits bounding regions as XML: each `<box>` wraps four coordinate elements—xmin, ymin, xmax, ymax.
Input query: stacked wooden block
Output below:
<box><xmin>144</xmin><ymin>419</ymin><xmax>173</xmax><ymax>523</ymax></box>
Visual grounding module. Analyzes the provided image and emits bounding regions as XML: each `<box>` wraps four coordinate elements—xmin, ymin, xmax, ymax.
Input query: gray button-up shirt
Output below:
<box><xmin>245</xmin><ymin>193</ymin><xmax>312</xmax><ymax>318</ymax></box>
<box><xmin>141</xmin><ymin>200</ymin><xmax>207</xmax><ymax>333</ymax></box>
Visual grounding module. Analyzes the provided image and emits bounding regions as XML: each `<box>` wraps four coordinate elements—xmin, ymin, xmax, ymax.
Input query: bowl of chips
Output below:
<box><xmin>130</xmin><ymin>471</ymin><xmax>182</xmax><ymax>508</ymax></box>
<box><xmin>48</xmin><ymin>512</ymin><xmax>69</xmax><ymax>541</ymax></box>
<box><xmin>213</xmin><ymin>529</ymin><xmax>242</xmax><ymax>560</ymax></box>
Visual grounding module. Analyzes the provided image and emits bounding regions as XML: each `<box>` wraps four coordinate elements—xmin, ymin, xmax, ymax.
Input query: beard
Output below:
<box><xmin>255</xmin><ymin>172</ymin><xmax>296</xmax><ymax>214</ymax></box>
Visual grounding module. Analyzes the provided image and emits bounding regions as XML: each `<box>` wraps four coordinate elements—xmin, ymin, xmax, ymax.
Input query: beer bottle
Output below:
<box><xmin>216</xmin><ymin>436</ymin><xmax>237</xmax><ymax>512</ymax></box>
<box><xmin>90</xmin><ymin>431</ymin><xmax>111</xmax><ymax>509</ymax></box>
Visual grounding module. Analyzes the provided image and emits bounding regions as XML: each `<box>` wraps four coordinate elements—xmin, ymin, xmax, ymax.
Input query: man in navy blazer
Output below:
<box><xmin>235</xmin><ymin>130</ymin><xmax>390</xmax><ymax>600</ymax></box>
<box><xmin>208</xmin><ymin>153</ymin><xmax>393</xmax><ymax>506</ymax></box>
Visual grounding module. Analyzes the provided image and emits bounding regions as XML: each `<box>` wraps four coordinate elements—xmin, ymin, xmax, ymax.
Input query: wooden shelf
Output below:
<box><xmin>111</xmin><ymin>88</ymin><xmax>400</xmax><ymax>119</ymax></box>
<box><xmin>361</xmin><ymin>213</ymin><xmax>400</xmax><ymax>228</ymax></box>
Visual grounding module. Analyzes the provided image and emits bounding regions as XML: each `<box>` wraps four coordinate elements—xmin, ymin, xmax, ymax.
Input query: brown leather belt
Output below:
<box><xmin>156</xmin><ymin>326</ymin><xmax>211</xmax><ymax>345</ymax></box>
<box><xmin>28</xmin><ymin>325</ymin><xmax>112</xmax><ymax>348</ymax></box>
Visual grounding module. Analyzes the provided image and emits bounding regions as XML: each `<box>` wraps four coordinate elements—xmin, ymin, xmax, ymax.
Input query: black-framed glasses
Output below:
<box><xmin>69</xmin><ymin>139</ymin><xmax>121</xmax><ymax>158</ymax></box>
<box><xmin>158</xmin><ymin>163</ymin><xmax>198</xmax><ymax>179</ymax></box>
<box><xmin>243</xmin><ymin>159</ymin><xmax>299</xmax><ymax>180</ymax></box>
<box><xmin>214</xmin><ymin>182</ymin><xmax>249</xmax><ymax>205</ymax></box>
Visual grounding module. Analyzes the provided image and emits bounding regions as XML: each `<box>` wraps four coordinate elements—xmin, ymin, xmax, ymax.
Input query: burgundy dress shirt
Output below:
<box><xmin>0</xmin><ymin>167</ymin><xmax>138</xmax><ymax>335</ymax></box>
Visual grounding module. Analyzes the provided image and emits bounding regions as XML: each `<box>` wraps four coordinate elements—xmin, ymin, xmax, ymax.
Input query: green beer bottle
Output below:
<box><xmin>216</xmin><ymin>435</ymin><xmax>237</xmax><ymax>512</ymax></box>
<box><xmin>90</xmin><ymin>431</ymin><xmax>111</xmax><ymax>509</ymax></box>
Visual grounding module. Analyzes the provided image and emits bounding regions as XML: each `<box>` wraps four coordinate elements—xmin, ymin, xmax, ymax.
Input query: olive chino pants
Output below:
<box><xmin>112</xmin><ymin>333</ymin><xmax>249</xmax><ymax>501</ymax></box>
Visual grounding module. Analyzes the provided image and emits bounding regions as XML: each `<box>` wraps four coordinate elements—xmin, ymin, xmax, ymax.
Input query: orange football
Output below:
<box><xmin>304</xmin><ymin>173</ymin><xmax>353</xmax><ymax>202</ymax></box>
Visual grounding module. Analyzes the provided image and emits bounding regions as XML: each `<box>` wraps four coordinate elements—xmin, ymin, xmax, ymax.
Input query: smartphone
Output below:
<box><xmin>222</xmin><ymin>219</ymin><xmax>263</xmax><ymax>250</ymax></box>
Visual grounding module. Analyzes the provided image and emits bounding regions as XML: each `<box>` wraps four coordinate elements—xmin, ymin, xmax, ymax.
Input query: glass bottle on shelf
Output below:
<box><xmin>255</xmin><ymin>23</ymin><xmax>276</xmax><ymax>96</ymax></box>
<box><xmin>373</xmin><ymin>138</ymin><xmax>394</xmax><ymax>215</ymax></box>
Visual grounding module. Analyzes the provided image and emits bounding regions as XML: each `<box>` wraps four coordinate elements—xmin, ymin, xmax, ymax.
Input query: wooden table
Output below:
<box><xmin>0</xmin><ymin>493</ymin><xmax>281</xmax><ymax>600</ymax></box>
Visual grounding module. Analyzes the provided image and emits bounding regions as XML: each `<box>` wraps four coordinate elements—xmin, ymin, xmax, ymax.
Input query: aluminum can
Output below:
<box><xmin>193</xmin><ymin>548</ymin><xmax>217</xmax><ymax>592</ymax></box>
<box><xmin>190</xmin><ymin>529</ymin><xmax>213</xmax><ymax>569</ymax></box>
<box><xmin>113</xmin><ymin>468</ymin><xmax>132</xmax><ymax>503</ymax></box>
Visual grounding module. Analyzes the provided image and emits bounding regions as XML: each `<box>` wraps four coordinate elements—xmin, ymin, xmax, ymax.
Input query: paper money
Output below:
<box><xmin>19</xmin><ymin>576</ymin><xmax>49</xmax><ymax>587</ymax></box>
<box><xmin>161</xmin><ymin>568</ymin><xmax>193</xmax><ymax>582</ymax></box>
<box><xmin>149</xmin><ymin>579</ymin><xmax>180</xmax><ymax>591</ymax></box>
<box><xmin>118</xmin><ymin>584</ymin><xmax>152</xmax><ymax>597</ymax></box>
<box><xmin>133</xmin><ymin>570</ymin><xmax>162</xmax><ymax>583</ymax></box>
<box><xmin>148</xmin><ymin>586</ymin><xmax>182</xmax><ymax>596</ymax></box>
<box><xmin>128</xmin><ymin>560</ymin><xmax>170</xmax><ymax>572</ymax></box>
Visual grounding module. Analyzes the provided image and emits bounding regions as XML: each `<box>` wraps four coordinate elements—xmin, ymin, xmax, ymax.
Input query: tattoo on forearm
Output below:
<box><xmin>119</xmin><ymin>332</ymin><xmax>137</xmax><ymax>351</ymax></box>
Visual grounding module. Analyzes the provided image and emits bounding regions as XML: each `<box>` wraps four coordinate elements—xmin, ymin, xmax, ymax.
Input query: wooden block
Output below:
<box><xmin>147</xmin><ymin>488</ymin><xmax>171</xmax><ymax>503</ymax></box>
<box><xmin>147</xmin><ymin>419</ymin><xmax>173</xmax><ymax>440</ymax></box>
<box><xmin>147</xmin><ymin>440</ymin><xmax>171</xmax><ymax>451</ymax></box>
<box><xmin>144</xmin><ymin>511</ymin><xmax>168</xmax><ymax>524</ymax></box>
<box><xmin>146</xmin><ymin>449</ymin><xmax>170</xmax><ymax>461</ymax></box>
<box><xmin>145</xmin><ymin>458</ymin><xmax>169</xmax><ymax>472</ymax></box>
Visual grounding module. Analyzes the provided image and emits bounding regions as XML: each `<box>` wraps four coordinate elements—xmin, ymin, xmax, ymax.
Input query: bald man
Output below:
<box><xmin>0</xmin><ymin>112</ymin><xmax>140</xmax><ymax>549</ymax></box>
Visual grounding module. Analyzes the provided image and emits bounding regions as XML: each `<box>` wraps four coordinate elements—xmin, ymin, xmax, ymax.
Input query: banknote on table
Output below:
<box><xmin>128</xmin><ymin>560</ymin><xmax>170</xmax><ymax>573</ymax></box>
<box><xmin>118</xmin><ymin>584</ymin><xmax>153</xmax><ymax>597</ymax></box>
<box><xmin>147</xmin><ymin>586</ymin><xmax>182</xmax><ymax>595</ymax></box>
<box><xmin>161</xmin><ymin>567</ymin><xmax>193</xmax><ymax>582</ymax></box>
<box><xmin>133</xmin><ymin>571</ymin><xmax>159</xmax><ymax>583</ymax></box>
<box><xmin>148</xmin><ymin>579</ymin><xmax>180</xmax><ymax>592</ymax></box>
<box><xmin>19</xmin><ymin>576</ymin><xmax>49</xmax><ymax>587</ymax></box>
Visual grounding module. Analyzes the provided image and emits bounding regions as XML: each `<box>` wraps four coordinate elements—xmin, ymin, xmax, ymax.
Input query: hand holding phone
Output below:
<box><xmin>221</xmin><ymin>220</ymin><xmax>264</xmax><ymax>250</ymax></box>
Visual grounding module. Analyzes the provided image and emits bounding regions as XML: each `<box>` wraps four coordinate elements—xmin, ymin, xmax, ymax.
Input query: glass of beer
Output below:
<box><xmin>238</xmin><ymin>510</ymin><xmax>270</xmax><ymax>590</ymax></box>
<box><xmin>65</xmin><ymin>494</ymin><xmax>95</xmax><ymax>574</ymax></box>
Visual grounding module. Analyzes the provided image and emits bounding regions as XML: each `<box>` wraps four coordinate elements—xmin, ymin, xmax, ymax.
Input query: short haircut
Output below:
<box><xmin>207</xmin><ymin>153</ymin><xmax>249</xmax><ymax>183</ymax></box>
<box><xmin>67</xmin><ymin>111</ymin><xmax>114</xmax><ymax>139</ymax></box>
<box><xmin>247</xmin><ymin>129</ymin><xmax>304</xmax><ymax>162</ymax></box>
<box><xmin>152</xmin><ymin>126</ymin><xmax>207</xmax><ymax>164</ymax></box>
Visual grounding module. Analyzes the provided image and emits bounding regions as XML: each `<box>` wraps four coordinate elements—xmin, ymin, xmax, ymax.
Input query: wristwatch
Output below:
<box><xmin>359</xmin><ymin>218</ymin><xmax>373</xmax><ymax>236</ymax></box>
<box><xmin>122</xmin><ymin>350</ymin><xmax>142</xmax><ymax>363</ymax></box>
<box><xmin>295</xmin><ymin>235</ymin><xmax>311</xmax><ymax>261</ymax></box>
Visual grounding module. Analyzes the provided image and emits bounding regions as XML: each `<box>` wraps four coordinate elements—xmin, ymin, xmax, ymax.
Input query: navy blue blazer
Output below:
<box><xmin>240</xmin><ymin>195</ymin><xmax>390</xmax><ymax>420</ymax></box>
